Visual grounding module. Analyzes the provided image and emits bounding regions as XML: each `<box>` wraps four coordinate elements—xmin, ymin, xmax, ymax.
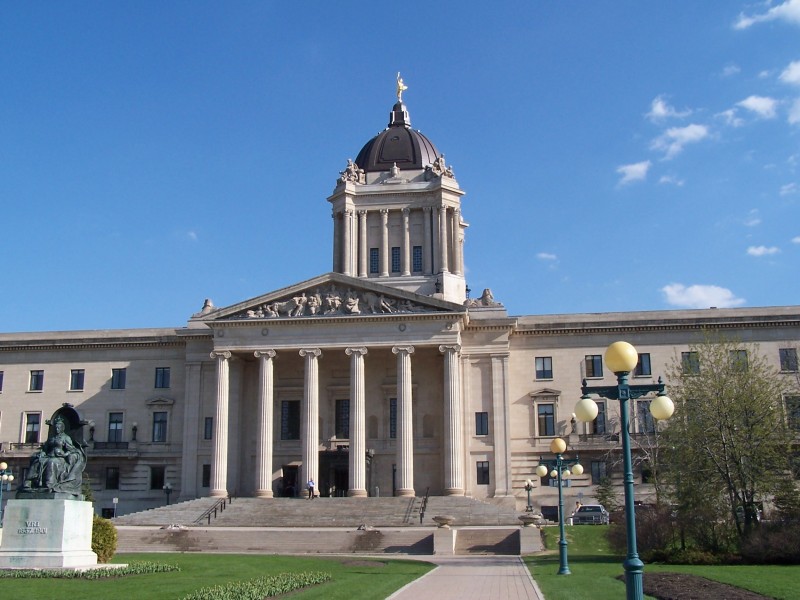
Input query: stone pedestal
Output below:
<box><xmin>0</xmin><ymin>499</ymin><xmax>98</xmax><ymax>568</ymax></box>
<box><xmin>520</xmin><ymin>526</ymin><xmax>544</xmax><ymax>554</ymax></box>
<box><xmin>433</xmin><ymin>526</ymin><xmax>456</xmax><ymax>555</ymax></box>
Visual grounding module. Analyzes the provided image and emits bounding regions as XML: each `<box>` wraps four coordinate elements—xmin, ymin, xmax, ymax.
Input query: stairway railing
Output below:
<box><xmin>193</xmin><ymin>495</ymin><xmax>234</xmax><ymax>526</ymax></box>
<box><xmin>418</xmin><ymin>487</ymin><xmax>430</xmax><ymax>524</ymax></box>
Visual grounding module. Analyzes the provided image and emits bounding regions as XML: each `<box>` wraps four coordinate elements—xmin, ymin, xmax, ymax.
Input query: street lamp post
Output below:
<box><xmin>535</xmin><ymin>438</ymin><xmax>584</xmax><ymax>575</ymax></box>
<box><xmin>0</xmin><ymin>461</ymin><xmax>15</xmax><ymax>526</ymax></box>
<box><xmin>524</xmin><ymin>479</ymin><xmax>534</xmax><ymax>512</ymax></box>
<box><xmin>575</xmin><ymin>341</ymin><xmax>674</xmax><ymax>600</ymax></box>
<box><xmin>163</xmin><ymin>482</ymin><xmax>173</xmax><ymax>506</ymax></box>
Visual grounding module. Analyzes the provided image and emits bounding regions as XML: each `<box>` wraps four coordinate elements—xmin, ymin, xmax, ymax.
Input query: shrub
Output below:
<box><xmin>607</xmin><ymin>504</ymin><xmax>676</xmax><ymax>558</ymax></box>
<box><xmin>181</xmin><ymin>571</ymin><xmax>332</xmax><ymax>600</ymax></box>
<box><xmin>92</xmin><ymin>514</ymin><xmax>118</xmax><ymax>563</ymax></box>
<box><xmin>739</xmin><ymin>521</ymin><xmax>800</xmax><ymax>564</ymax></box>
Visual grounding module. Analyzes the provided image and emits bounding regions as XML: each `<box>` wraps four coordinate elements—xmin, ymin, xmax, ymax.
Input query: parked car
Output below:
<box><xmin>571</xmin><ymin>504</ymin><xmax>610</xmax><ymax>525</ymax></box>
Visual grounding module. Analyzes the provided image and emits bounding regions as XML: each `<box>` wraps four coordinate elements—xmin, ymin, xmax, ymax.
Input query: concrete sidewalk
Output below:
<box><xmin>388</xmin><ymin>555</ymin><xmax>545</xmax><ymax>600</ymax></box>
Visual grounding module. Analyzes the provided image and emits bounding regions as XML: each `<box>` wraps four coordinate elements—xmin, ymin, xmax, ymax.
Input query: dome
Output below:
<box><xmin>354</xmin><ymin>101</ymin><xmax>440</xmax><ymax>173</ymax></box>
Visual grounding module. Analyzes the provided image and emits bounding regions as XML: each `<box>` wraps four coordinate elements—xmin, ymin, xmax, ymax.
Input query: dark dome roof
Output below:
<box><xmin>354</xmin><ymin>101</ymin><xmax>440</xmax><ymax>172</ymax></box>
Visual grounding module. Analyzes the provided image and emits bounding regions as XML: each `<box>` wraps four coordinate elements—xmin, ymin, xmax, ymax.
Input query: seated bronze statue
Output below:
<box><xmin>19</xmin><ymin>404</ymin><xmax>88</xmax><ymax>499</ymax></box>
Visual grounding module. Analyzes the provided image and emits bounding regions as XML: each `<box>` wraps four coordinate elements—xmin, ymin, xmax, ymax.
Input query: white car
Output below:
<box><xmin>571</xmin><ymin>504</ymin><xmax>610</xmax><ymax>525</ymax></box>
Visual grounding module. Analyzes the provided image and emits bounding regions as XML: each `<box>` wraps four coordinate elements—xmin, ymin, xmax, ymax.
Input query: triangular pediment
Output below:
<box><xmin>193</xmin><ymin>273</ymin><xmax>465</xmax><ymax>323</ymax></box>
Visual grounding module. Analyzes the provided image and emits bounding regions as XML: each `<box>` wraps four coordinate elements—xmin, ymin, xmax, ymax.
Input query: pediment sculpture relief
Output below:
<box><xmin>339</xmin><ymin>158</ymin><xmax>365</xmax><ymax>184</ymax></box>
<box><xmin>234</xmin><ymin>285</ymin><xmax>435</xmax><ymax>320</ymax></box>
<box><xmin>465</xmin><ymin>288</ymin><xmax>504</xmax><ymax>308</ymax></box>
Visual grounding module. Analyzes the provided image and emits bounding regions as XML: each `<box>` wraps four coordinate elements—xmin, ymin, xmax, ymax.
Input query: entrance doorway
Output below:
<box><xmin>281</xmin><ymin>465</ymin><xmax>299</xmax><ymax>497</ymax></box>
<box><xmin>319</xmin><ymin>449</ymin><xmax>348</xmax><ymax>497</ymax></box>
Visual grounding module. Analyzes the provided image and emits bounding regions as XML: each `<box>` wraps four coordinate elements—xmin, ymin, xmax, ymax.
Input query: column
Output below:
<box><xmin>346</xmin><ymin>347</ymin><xmax>368</xmax><ymax>497</ymax></box>
<box><xmin>393</xmin><ymin>345</ymin><xmax>415</xmax><ymax>497</ymax></box>
<box><xmin>380</xmin><ymin>209</ymin><xmax>389</xmax><ymax>277</ymax></box>
<box><xmin>332</xmin><ymin>210</ymin><xmax>341</xmax><ymax>273</ymax></box>
<box><xmin>440</xmin><ymin>344</ymin><xmax>464</xmax><ymax>495</ymax></box>
<box><xmin>401</xmin><ymin>208</ymin><xmax>411</xmax><ymax>276</ymax></box>
<box><xmin>254</xmin><ymin>350</ymin><xmax>277</xmax><ymax>498</ymax></box>
<box><xmin>342</xmin><ymin>209</ymin><xmax>353</xmax><ymax>276</ymax></box>
<box><xmin>438</xmin><ymin>206</ymin><xmax>449</xmax><ymax>273</ymax></box>
<box><xmin>423</xmin><ymin>207</ymin><xmax>433</xmax><ymax>275</ymax></box>
<box><xmin>452</xmin><ymin>208</ymin><xmax>463</xmax><ymax>275</ymax></box>
<box><xmin>210</xmin><ymin>350</ymin><xmax>232</xmax><ymax>498</ymax></box>
<box><xmin>358</xmin><ymin>210</ymin><xmax>368</xmax><ymax>278</ymax></box>
<box><xmin>300</xmin><ymin>348</ymin><xmax>322</xmax><ymax>497</ymax></box>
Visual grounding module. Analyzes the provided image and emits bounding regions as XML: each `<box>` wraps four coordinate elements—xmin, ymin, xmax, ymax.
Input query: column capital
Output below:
<box><xmin>439</xmin><ymin>344</ymin><xmax>462</xmax><ymax>354</ymax></box>
<box><xmin>343</xmin><ymin>208</ymin><xmax>353</xmax><ymax>216</ymax></box>
<box><xmin>345</xmin><ymin>347</ymin><xmax>368</xmax><ymax>357</ymax></box>
<box><xmin>254</xmin><ymin>349</ymin><xmax>277</xmax><ymax>359</ymax></box>
<box><xmin>402</xmin><ymin>207</ymin><xmax>410</xmax><ymax>216</ymax></box>
<box><xmin>211</xmin><ymin>350</ymin><xmax>232</xmax><ymax>360</ymax></box>
<box><xmin>423</xmin><ymin>206</ymin><xmax>432</xmax><ymax>213</ymax></box>
<box><xmin>380</xmin><ymin>208</ymin><xmax>389</xmax><ymax>215</ymax></box>
<box><xmin>299</xmin><ymin>348</ymin><xmax>322</xmax><ymax>358</ymax></box>
<box><xmin>392</xmin><ymin>345</ymin><xmax>415</xmax><ymax>356</ymax></box>
<box><xmin>357</xmin><ymin>209</ymin><xmax>367</xmax><ymax>217</ymax></box>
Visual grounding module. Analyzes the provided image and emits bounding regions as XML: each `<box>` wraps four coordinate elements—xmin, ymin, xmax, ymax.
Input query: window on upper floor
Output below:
<box><xmin>369</xmin><ymin>248</ymin><xmax>379</xmax><ymax>274</ymax></box>
<box><xmin>785</xmin><ymin>396</ymin><xmax>800</xmax><ymax>432</ymax></box>
<box><xmin>681</xmin><ymin>351</ymin><xmax>700</xmax><ymax>375</ymax></box>
<box><xmin>637</xmin><ymin>400</ymin><xmax>656</xmax><ymax>434</ymax></box>
<box><xmin>25</xmin><ymin>413</ymin><xmax>41</xmax><ymax>444</ymax></box>
<box><xmin>154</xmin><ymin>367</ymin><xmax>170</xmax><ymax>389</ymax></box>
<box><xmin>589</xmin><ymin>400</ymin><xmax>606</xmax><ymax>435</ymax></box>
<box><xmin>585</xmin><ymin>355</ymin><xmax>603</xmax><ymax>378</ymax></box>
<box><xmin>537</xmin><ymin>403</ymin><xmax>555</xmax><ymax>437</ymax></box>
<box><xmin>108</xmin><ymin>412</ymin><xmax>124</xmax><ymax>442</ymax></box>
<box><xmin>729</xmin><ymin>350</ymin><xmax>748</xmax><ymax>371</ymax></box>
<box><xmin>105</xmin><ymin>467</ymin><xmax>120</xmax><ymax>490</ymax></box>
<box><xmin>29</xmin><ymin>370</ymin><xmax>44</xmax><ymax>391</ymax></box>
<box><xmin>204</xmin><ymin>417</ymin><xmax>213</xmax><ymax>440</ymax></box>
<box><xmin>634</xmin><ymin>353</ymin><xmax>651</xmax><ymax>377</ymax></box>
<box><xmin>335</xmin><ymin>399</ymin><xmax>350</xmax><ymax>439</ymax></box>
<box><xmin>111</xmin><ymin>368</ymin><xmax>126</xmax><ymax>390</ymax></box>
<box><xmin>389</xmin><ymin>398</ymin><xmax>397</xmax><ymax>439</ymax></box>
<box><xmin>476</xmin><ymin>461</ymin><xmax>490</xmax><ymax>485</ymax></box>
<box><xmin>475</xmin><ymin>411</ymin><xmax>489</xmax><ymax>436</ymax></box>
<box><xmin>0</xmin><ymin>370</ymin><xmax>4</xmax><ymax>392</ymax></box>
<box><xmin>779</xmin><ymin>348</ymin><xmax>798</xmax><ymax>372</ymax></box>
<box><xmin>591</xmin><ymin>461</ymin><xmax>607</xmax><ymax>485</ymax></box>
<box><xmin>535</xmin><ymin>356</ymin><xmax>553</xmax><ymax>379</ymax></box>
<box><xmin>152</xmin><ymin>411</ymin><xmax>168</xmax><ymax>443</ymax></box>
<box><xmin>281</xmin><ymin>400</ymin><xmax>300</xmax><ymax>440</ymax></box>
<box><xmin>412</xmin><ymin>246</ymin><xmax>423</xmax><ymax>272</ymax></box>
<box><xmin>70</xmin><ymin>369</ymin><xmax>85</xmax><ymax>391</ymax></box>
<box><xmin>391</xmin><ymin>246</ymin><xmax>401</xmax><ymax>273</ymax></box>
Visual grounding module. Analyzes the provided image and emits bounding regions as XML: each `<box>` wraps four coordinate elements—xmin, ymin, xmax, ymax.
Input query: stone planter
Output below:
<box><xmin>518</xmin><ymin>514</ymin><xmax>542</xmax><ymax>528</ymax></box>
<box><xmin>432</xmin><ymin>515</ymin><xmax>455</xmax><ymax>529</ymax></box>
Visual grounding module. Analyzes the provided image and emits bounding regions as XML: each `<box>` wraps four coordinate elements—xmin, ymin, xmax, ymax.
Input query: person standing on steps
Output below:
<box><xmin>307</xmin><ymin>478</ymin><xmax>315</xmax><ymax>499</ymax></box>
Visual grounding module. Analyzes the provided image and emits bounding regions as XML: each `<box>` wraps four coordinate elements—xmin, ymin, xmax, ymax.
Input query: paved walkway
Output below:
<box><xmin>388</xmin><ymin>555</ymin><xmax>545</xmax><ymax>600</ymax></box>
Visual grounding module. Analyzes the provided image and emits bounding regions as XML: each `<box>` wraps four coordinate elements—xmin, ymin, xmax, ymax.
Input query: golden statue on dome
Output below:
<box><xmin>396</xmin><ymin>72</ymin><xmax>408</xmax><ymax>102</ymax></box>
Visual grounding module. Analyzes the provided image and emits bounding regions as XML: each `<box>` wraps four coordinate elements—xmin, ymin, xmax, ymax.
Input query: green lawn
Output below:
<box><xmin>525</xmin><ymin>525</ymin><xmax>800</xmax><ymax>600</ymax></box>
<box><xmin>0</xmin><ymin>553</ymin><xmax>434</xmax><ymax>600</ymax></box>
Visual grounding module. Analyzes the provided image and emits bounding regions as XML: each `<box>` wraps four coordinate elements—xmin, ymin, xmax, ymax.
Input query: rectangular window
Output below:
<box><xmin>476</xmin><ymin>461</ymin><xmax>490</xmax><ymax>485</ymax></box>
<box><xmin>591</xmin><ymin>461</ymin><xmax>607</xmax><ymax>485</ymax></box>
<box><xmin>105</xmin><ymin>467</ymin><xmax>120</xmax><ymax>490</ymax></box>
<box><xmin>412</xmin><ymin>246</ymin><xmax>423</xmax><ymax>272</ymax></box>
<box><xmin>681</xmin><ymin>351</ymin><xmax>700</xmax><ymax>375</ymax></box>
<box><xmin>29</xmin><ymin>370</ymin><xmax>44</xmax><ymax>391</ymax></box>
<box><xmin>369</xmin><ymin>248</ymin><xmax>379</xmax><ymax>274</ymax></box>
<box><xmin>389</xmin><ymin>398</ymin><xmax>397</xmax><ymax>439</ymax></box>
<box><xmin>537</xmin><ymin>403</ymin><xmax>555</xmax><ymax>436</ymax></box>
<box><xmin>0</xmin><ymin>370</ymin><xmax>4</xmax><ymax>392</ymax></box>
<box><xmin>111</xmin><ymin>368</ymin><xmax>127</xmax><ymax>390</ymax></box>
<box><xmin>150</xmin><ymin>466</ymin><xmax>165</xmax><ymax>490</ymax></box>
<box><xmin>780</xmin><ymin>348</ymin><xmax>798</xmax><ymax>372</ymax></box>
<box><xmin>729</xmin><ymin>350</ymin><xmax>748</xmax><ymax>371</ymax></box>
<box><xmin>281</xmin><ymin>400</ymin><xmax>301</xmax><ymax>440</ymax></box>
<box><xmin>785</xmin><ymin>396</ymin><xmax>800</xmax><ymax>432</ymax></box>
<box><xmin>535</xmin><ymin>356</ymin><xmax>553</xmax><ymax>379</ymax></box>
<box><xmin>585</xmin><ymin>355</ymin><xmax>603</xmax><ymax>378</ymax></box>
<box><xmin>204</xmin><ymin>417</ymin><xmax>213</xmax><ymax>440</ymax></box>
<box><xmin>634</xmin><ymin>353</ymin><xmax>651</xmax><ymax>377</ymax></box>
<box><xmin>108</xmin><ymin>412</ymin><xmax>123</xmax><ymax>443</ymax></box>
<box><xmin>391</xmin><ymin>246</ymin><xmax>401</xmax><ymax>273</ymax></box>
<box><xmin>69</xmin><ymin>369</ymin><xmax>85</xmax><ymax>391</ymax></box>
<box><xmin>335</xmin><ymin>399</ymin><xmax>350</xmax><ymax>439</ymax></box>
<box><xmin>25</xmin><ymin>413</ymin><xmax>41</xmax><ymax>443</ymax></box>
<box><xmin>202</xmin><ymin>464</ymin><xmax>211</xmax><ymax>488</ymax></box>
<box><xmin>475</xmin><ymin>411</ymin><xmax>489</xmax><ymax>436</ymax></box>
<box><xmin>637</xmin><ymin>400</ymin><xmax>656</xmax><ymax>434</ymax></box>
<box><xmin>154</xmin><ymin>367</ymin><xmax>171</xmax><ymax>389</ymax></box>
<box><xmin>590</xmin><ymin>401</ymin><xmax>606</xmax><ymax>435</ymax></box>
<box><xmin>152</xmin><ymin>411</ymin><xmax>168</xmax><ymax>443</ymax></box>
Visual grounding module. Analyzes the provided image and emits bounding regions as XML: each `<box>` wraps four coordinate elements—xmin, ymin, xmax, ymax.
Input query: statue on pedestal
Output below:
<box><xmin>18</xmin><ymin>404</ymin><xmax>88</xmax><ymax>499</ymax></box>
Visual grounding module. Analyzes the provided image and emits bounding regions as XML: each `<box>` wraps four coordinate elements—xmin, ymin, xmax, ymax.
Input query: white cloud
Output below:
<box><xmin>616</xmin><ymin>160</ymin><xmax>651</xmax><ymax>185</ymax></box>
<box><xmin>187</xmin><ymin>231</ymin><xmax>198</xmax><ymax>241</ymax></box>
<box><xmin>716</xmin><ymin>109</ymin><xmax>744</xmax><ymax>127</ymax></box>
<box><xmin>536</xmin><ymin>252</ymin><xmax>557</xmax><ymax>261</ymax></box>
<box><xmin>735</xmin><ymin>0</ymin><xmax>800</xmax><ymax>30</ymax></box>
<box><xmin>658</xmin><ymin>175</ymin><xmax>685</xmax><ymax>186</ymax></box>
<box><xmin>780</xmin><ymin>60</ymin><xmax>800</xmax><ymax>85</ymax></box>
<box><xmin>792</xmin><ymin>236</ymin><xmax>800</xmax><ymax>244</ymax></box>
<box><xmin>789</xmin><ymin>98</ymin><xmax>800</xmax><ymax>124</ymax></box>
<box><xmin>646</xmin><ymin>95</ymin><xmax>691</xmax><ymax>122</ymax></box>
<box><xmin>743</xmin><ymin>209</ymin><xmax>761</xmax><ymax>227</ymax></box>
<box><xmin>662</xmin><ymin>283</ymin><xmax>745</xmax><ymax>309</ymax></box>
<box><xmin>650</xmin><ymin>124</ymin><xmax>710</xmax><ymax>159</ymax></box>
<box><xmin>721</xmin><ymin>64</ymin><xmax>741</xmax><ymax>77</ymax></box>
<box><xmin>736</xmin><ymin>95</ymin><xmax>779</xmax><ymax>119</ymax></box>
<box><xmin>747</xmin><ymin>245</ymin><xmax>781</xmax><ymax>256</ymax></box>
<box><xmin>780</xmin><ymin>182</ymin><xmax>799</xmax><ymax>195</ymax></box>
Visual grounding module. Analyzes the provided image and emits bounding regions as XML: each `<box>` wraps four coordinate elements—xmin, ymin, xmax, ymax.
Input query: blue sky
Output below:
<box><xmin>1</xmin><ymin>2</ymin><xmax>799</xmax><ymax>332</ymax></box>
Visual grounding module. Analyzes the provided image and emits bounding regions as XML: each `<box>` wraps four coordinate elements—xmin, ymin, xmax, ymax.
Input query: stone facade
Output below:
<box><xmin>1</xmin><ymin>96</ymin><xmax>798</xmax><ymax>517</ymax></box>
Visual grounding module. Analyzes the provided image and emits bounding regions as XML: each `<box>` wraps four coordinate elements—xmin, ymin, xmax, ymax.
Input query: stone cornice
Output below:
<box><xmin>0</xmin><ymin>333</ymin><xmax>189</xmax><ymax>353</ymax></box>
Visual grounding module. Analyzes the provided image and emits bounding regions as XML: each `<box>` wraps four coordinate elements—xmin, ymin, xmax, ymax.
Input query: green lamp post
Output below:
<box><xmin>535</xmin><ymin>437</ymin><xmax>584</xmax><ymax>575</ymax></box>
<box><xmin>575</xmin><ymin>341</ymin><xmax>674</xmax><ymax>600</ymax></box>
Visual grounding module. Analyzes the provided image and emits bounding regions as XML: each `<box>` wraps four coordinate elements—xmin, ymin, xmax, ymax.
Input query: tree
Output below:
<box><xmin>662</xmin><ymin>335</ymin><xmax>795</xmax><ymax>546</ymax></box>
